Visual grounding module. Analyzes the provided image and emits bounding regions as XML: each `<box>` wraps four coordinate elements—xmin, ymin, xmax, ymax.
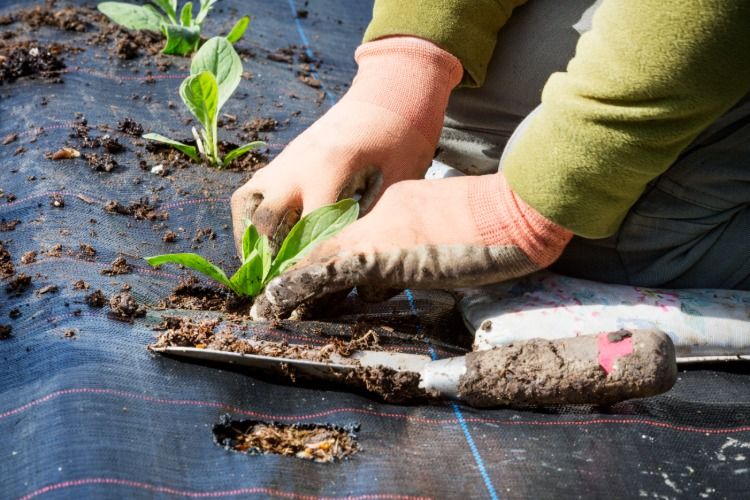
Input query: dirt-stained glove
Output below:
<box><xmin>253</xmin><ymin>173</ymin><xmax>574</xmax><ymax>319</ymax></box>
<box><xmin>231</xmin><ymin>37</ymin><xmax>463</xmax><ymax>252</ymax></box>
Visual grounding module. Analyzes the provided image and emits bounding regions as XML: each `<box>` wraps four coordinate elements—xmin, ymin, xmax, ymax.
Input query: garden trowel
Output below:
<box><xmin>148</xmin><ymin>308</ymin><xmax>678</xmax><ymax>407</ymax></box>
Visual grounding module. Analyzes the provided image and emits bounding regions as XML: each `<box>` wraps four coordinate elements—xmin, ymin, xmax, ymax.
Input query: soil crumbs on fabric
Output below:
<box><xmin>0</xmin><ymin>43</ymin><xmax>65</xmax><ymax>83</ymax></box>
<box><xmin>213</xmin><ymin>414</ymin><xmax>359</xmax><ymax>463</ymax></box>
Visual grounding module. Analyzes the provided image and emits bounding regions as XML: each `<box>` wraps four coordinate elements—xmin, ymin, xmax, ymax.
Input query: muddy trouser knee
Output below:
<box><xmin>434</xmin><ymin>0</ymin><xmax>750</xmax><ymax>291</ymax></box>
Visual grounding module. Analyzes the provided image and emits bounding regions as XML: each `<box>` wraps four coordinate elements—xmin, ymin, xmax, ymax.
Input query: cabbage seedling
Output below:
<box><xmin>143</xmin><ymin>36</ymin><xmax>263</xmax><ymax>167</ymax></box>
<box><xmin>146</xmin><ymin>199</ymin><xmax>359</xmax><ymax>297</ymax></box>
<box><xmin>98</xmin><ymin>0</ymin><xmax>249</xmax><ymax>56</ymax></box>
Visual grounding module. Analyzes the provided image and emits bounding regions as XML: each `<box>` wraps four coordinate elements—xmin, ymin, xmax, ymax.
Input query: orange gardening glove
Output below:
<box><xmin>231</xmin><ymin>37</ymin><xmax>463</xmax><ymax>252</ymax></box>
<box><xmin>253</xmin><ymin>172</ymin><xmax>574</xmax><ymax>319</ymax></box>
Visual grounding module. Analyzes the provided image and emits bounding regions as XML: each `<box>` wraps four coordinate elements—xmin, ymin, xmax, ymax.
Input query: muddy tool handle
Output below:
<box><xmin>454</xmin><ymin>329</ymin><xmax>677</xmax><ymax>408</ymax></box>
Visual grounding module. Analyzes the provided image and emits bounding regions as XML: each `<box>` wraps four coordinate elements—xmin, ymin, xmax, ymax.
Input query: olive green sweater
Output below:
<box><xmin>364</xmin><ymin>0</ymin><xmax>750</xmax><ymax>238</ymax></box>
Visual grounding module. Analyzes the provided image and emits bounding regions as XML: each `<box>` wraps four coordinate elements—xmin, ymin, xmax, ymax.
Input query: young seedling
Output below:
<box><xmin>145</xmin><ymin>199</ymin><xmax>359</xmax><ymax>298</ymax></box>
<box><xmin>98</xmin><ymin>0</ymin><xmax>249</xmax><ymax>56</ymax></box>
<box><xmin>143</xmin><ymin>36</ymin><xmax>263</xmax><ymax>167</ymax></box>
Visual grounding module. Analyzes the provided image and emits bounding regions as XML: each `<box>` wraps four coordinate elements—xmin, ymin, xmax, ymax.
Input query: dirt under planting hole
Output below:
<box><xmin>213</xmin><ymin>414</ymin><xmax>359</xmax><ymax>463</ymax></box>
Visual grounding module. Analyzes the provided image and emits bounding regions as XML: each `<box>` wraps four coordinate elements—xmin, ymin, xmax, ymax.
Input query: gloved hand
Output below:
<box><xmin>253</xmin><ymin>173</ymin><xmax>574</xmax><ymax>319</ymax></box>
<box><xmin>231</xmin><ymin>37</ymin><xmax>463</xmax><ymax>252</ymax></box>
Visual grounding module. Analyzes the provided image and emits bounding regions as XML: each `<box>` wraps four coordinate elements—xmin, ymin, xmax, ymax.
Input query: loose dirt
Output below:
<box><xmin>100</xmin><ymin>256</ymin><xmax>132</xmax><ymax>276</ymax></box>
<box><xmin>0</xmin><ymin>43</ymin><xmax>65</xmax><ymax>83</ymax></box>
<box><xmin>213</xmin><ymin>415</ymin><xmax>358</xmax><ymax>463</ymax></box>
<box><xmin>109</xmin><ymin>288</ymin><xmax>146</xmax><ymax>321</ymax></box>
<box><xmin>0</xmin><ymin>324</ymin><xmax>11</xmax><ymax>340</ymax></box>
<box><xmin>104</xmin><ymin>198</ymin><xmax>168</xmax><ymax>221</ymax></box>
<box><xmin>0</xmin><ymin>219</ymin><xmax>20</xmax><ymax>231</ymax></box>
<box><xmin>6</xmin><ymin>273</ymin><xmax>31</xmax><ymax>296</ymax></box>
<box><xmin>85</xmin><ymin>289</ymin><xmax>107</xmax><ymax>308</ymax></box>
<box><xmin>0</xmin><ymin>241</ymin><xmax>14</xmax><ymax>278</ymax></box>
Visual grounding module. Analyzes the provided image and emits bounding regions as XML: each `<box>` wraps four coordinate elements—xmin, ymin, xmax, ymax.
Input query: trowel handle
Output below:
<box><xmin>424</xmin><ymin>329</ymin><xmax>677</xmax><ymax>408</ymax></box>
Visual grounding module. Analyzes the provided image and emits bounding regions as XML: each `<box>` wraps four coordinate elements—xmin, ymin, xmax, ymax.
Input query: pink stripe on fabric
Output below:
<box><xmin>18</xmin><ymin>477</ymin><xmax>431</xmax><ymax>500</ymax></box>
<box><xmin>2</xmin><ymin>387</ymin><xmax>750</xmax><ymax>434</ymax></box>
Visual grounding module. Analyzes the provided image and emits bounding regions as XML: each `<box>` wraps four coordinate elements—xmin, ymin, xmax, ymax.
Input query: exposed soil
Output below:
<box><xmin>162</xmin><ymin>230</ymin><xmax>177</xmax><ymax>243</ymax></box>
<box><xmin>104</xmin><ymin>198</ymin><xmax>168</xmax><ymax>221</ymax></box>
<box><xmin>155</xmin><ymin>277</ymin><xmax>249</xmax><ymax>313</ymax></box>
<box><xmin>0</xmin><ymin>324</ymin><xmax>11</xmax><ymax>340</ymax></box>
<box><xmin>213</xmin><ymin>415</ymin><xmax>358</xmax><ymax>463</ymax></box>
<box><xmin>145</xmin><ymin>139</ymin><xmax>268</xmax><ymax>172</ymax></box>
<box><xmin>109</xmin><ymin>288</ymin><xmax>146</xmax><ymax>321</ymax></box>
<box><xmin>100</xmin><ymin>256</ymin><xmax>132</xmax><ymax>276</ymax></box>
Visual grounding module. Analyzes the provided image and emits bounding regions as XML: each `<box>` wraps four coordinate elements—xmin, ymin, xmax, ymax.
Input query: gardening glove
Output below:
<box><xmin>252</xmin><ymin>173</ymin><xmax>574</xmax><ymax>319</ymax></box>
<box><xmin>231</xmin><ymin>36</ymin><xmax>463</xmax><ymax>253</ymax></box>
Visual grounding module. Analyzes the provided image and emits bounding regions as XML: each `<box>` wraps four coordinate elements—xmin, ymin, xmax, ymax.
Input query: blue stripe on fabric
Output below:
<box><xmin>403</xmin><ymin>290</ymin><xmax>500</xmax><ymax>500</ymax></box>
<box><xmin>286</xmin><ymin>0</ymin><xmax>337</xmax><ymax>107</ymax></box>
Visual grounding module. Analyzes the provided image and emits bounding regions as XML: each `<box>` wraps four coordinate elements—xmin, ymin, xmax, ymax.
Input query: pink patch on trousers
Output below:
<box><xmin>597</xmin><ymin>333</ymin><xmax>634</xmax><ymax>374</ymax></box>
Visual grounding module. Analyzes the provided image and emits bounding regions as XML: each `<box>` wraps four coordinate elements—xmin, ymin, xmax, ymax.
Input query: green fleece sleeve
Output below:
<box><xmin>363</xmin><ymin>0</ymin><xmax>527</xmax><ymax>87</ymax></box>
<box><xmin>502</xmin><ymin>0</ymin><xmax>750</xmax><ymax>238</ymax></box>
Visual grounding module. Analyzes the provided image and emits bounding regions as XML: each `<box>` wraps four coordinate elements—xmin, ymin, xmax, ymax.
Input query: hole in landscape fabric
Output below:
<box><xmin>213</xmin><ymin>414</ymin><xmax>360</xmax><ymax>463</ymax></box>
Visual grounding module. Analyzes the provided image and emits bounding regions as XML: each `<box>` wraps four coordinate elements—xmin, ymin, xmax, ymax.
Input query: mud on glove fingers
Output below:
<box><xmin>231</xmin><ymin>36</ymin><xmax>463</xmax><ymax>254</ymax></box>
<box><xmin>254</xmin><ymin>173</ymin><xmax>574</xmax><ymax>319</ymax></box>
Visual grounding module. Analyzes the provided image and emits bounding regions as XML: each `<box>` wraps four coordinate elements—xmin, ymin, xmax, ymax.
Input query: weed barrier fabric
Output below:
<box><xmin>1</xmin><ymin>0</ymin><xmax>749</xmax><ymax>498</ymax></box>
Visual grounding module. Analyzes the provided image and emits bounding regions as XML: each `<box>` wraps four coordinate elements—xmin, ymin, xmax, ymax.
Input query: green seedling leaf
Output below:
<box><xmin>223</xmin><ymin>141</ymin><xmax>264</xmax><ymax>167</ymax></box>
<box><xmin>256</xmin><ymin>233</ymin><xmax>272</xmax><ymax>281</ymax></box>
<box><xmin>180</xmin><ymin>1</ymin><xmax>193</xmax><ymax>26</ymax></box>
<box><xmin>146</xmin><ymin>253</ymin><xmax>234</xmax><ymax>291</ymax></box>
<box><xmin>142</xmin><ymin>133</ymin><xmax>200</xmax><ymax>161</ymax></box>
<box><xmin>162</xmin><ymin>23</ymin><xmax>201</xmax><ymax>55</ymax></box>
<box><xmin>241</xmin><ymin>224</ymin><xmax>260</xmax><ymax>262</ymax></box>
<box><xmin>225</xmin><ymin>16</ymin><xmax>250</xmax><ymax>44</ymax></box>
<box><xmin>195</xmin><ymin>0</ymin><xmax>217</xmax><ymax>25</ymax></box>
<box><xmin>151</xmin><ymin>0</ymin><xmax>177</xmax><ymax>22</ymax></box>
<box><xmin>180</xmin><ymin>71</ymin><xmax>219</xmax><ymax>132</ymax></box>
<box><xmin>190</xmin><ymin>37</ymin><xmax>242</xmax><ymax>111</ymax></box>
<box><xmin>230</xmin><ymin>253</ymin><xmax>264</xmax><ymax>297</ymax></box>
<box><xmin>98</xmin><ymin>2</ymin><xmax>165</xmax><ymax>31</ymax></box>
<box><xmin>269</xmin><ymin>199</ymin><xmax>359</xmax><ymax>278</ymax></box>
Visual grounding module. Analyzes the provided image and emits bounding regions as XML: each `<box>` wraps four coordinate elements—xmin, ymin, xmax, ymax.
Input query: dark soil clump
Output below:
<box><xmin>20</xmin><ymin>251</ymin><xmax>37</xmax><ymax>264</ymax></box>
<box><xmin>0</xmin><ymin>44</ymin><xmax>65</xmax><ymax>83</ymax></box>
<box><xmin>213</xmin><ymin>415</ymin><xmax>359</xmax><ymax>463</ymax></box>
<box><xmin>109</xmin><ymin>288</ymin><xmax>146</xmax><ymax>321</ymax></box>
<box><xmin>85</xmin><ymin>152</ymin><xmax>118</xmax><ymax>172</ymax></box>
<box><xmin>6</xmin><ymin>273</ymin><xmax>31</xmax><ymax>296</ymax></box>
<box><xmin>104</xmin><ymin>198</ymin><xmax>168</xmax><ymax>221</ymax></box>
<box><xmin>101</xmin><ymin>256</ymin><xmax>132</xmax><ymax>276</ymax></box>
<box><xmin>0</xmin><ymin>219</ymin><xmax>20</xmax><ymax>231</ymax></box>
<box><xmin>85</xmin><ymin>289</ymin><xmax>107</xmax><ymax>307</ymax></box>
<box><xmin>117</xmin><ymin>118</ymin><xmax>144</xmax><ymax>137</ymax></box>
<box><xmin>16</xmin><ymin>1</ymin><xmax>101</xmax><ymax>32</ymax></box>
<box><xmin>0</xmin><ymin>324</ymin><xmax>11</xmax><ymax>340</ymax></box>
<box><xmin>0</xmin><ymin>242</ymin><xmax>15</xmax><ymax>278</ymax></box>
<box><xmin>156</xmin><ymin>277</ymin><xmax>245</xmax><ymax>312</ymax></box>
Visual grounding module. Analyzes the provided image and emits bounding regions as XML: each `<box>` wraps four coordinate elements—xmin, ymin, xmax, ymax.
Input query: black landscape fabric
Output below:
<box><xmin>1</xmin><ymin>0</ymin><xmax>750</xmax><ymax>498</ymax></box>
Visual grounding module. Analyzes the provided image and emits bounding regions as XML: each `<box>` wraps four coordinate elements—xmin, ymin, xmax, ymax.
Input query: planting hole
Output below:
<box><xmin>213</xmin><ymin>415</ymin><xmax>359</xmax><ymax>463</ymax></box>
